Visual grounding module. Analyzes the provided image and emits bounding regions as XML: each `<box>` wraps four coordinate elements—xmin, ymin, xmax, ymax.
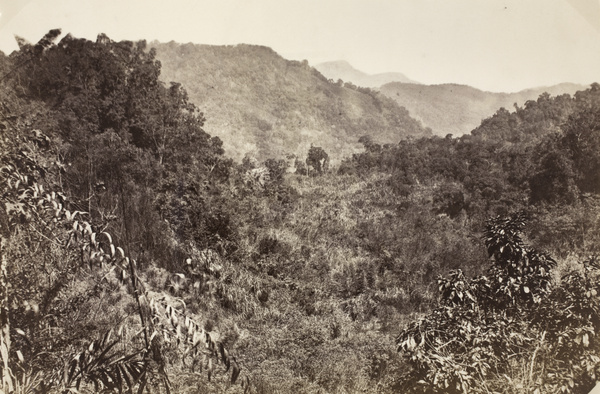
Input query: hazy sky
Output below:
<box><xmin>0</xmin><ymin>0</ymin><xmax>599</xmax><ymax>92</ymax></box>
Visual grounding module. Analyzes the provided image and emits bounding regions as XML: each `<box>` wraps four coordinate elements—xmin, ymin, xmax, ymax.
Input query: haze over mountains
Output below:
<box><xmin>315</xmin><ymin>60</ymin><xmax>419</xmax><ymax>87</ymax></box>
<box><xmin>315</xmin><ymin>60</ymin><xmax>587</xmax><ymax>137</ymax></box>
<box><xmin>152</xmin><ymin>42</ymin><xmax>430</xmax><ymax>163</ymax></box>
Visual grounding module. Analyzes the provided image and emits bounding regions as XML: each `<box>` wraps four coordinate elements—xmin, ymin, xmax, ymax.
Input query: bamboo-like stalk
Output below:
<box><xmin>119</xmin><ymin>183</ymin><xmax>150</xmax><ymax>351</ymax></box>
<box><xmin>0</xmin><ymin>203</ymin><xmax>14</xmax><ymax>393</ymax></box>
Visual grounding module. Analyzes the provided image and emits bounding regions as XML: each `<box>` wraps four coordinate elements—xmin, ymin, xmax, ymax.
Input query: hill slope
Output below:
<box><xmin>379</xmin><ymin>82</ymin><xmax>586</xmax><ymax>136</ymax></box>
<box><xmin>314</xmin><ymin>60</ymin><xmax>419</xmax><ymax>87</ymax></box>
<box><xmin>152</xmin><ymin>42</ymin><xmax>430</xmax><ymax>162</ymax></box>
<box><xmin>314</xmin><ymin>60</ymin><xmax>585</xmax><ymax>137</ymax></box>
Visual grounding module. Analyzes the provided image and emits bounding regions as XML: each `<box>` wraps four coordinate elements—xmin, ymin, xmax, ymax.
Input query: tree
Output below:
<box><xmin>306</xmin><ymin>144</ymin><xmax>329</xmax><ymax>175</ymax></box>
<box><xmin>529</xmin><ymin>150</ymin><xmax>577</xmax><ymax>204</ymax></box>
<box><xmin>561</xmin><ymin>105</ymin><xmax>600</xmax><ymax>194</ymax></box>
<box><xmin>10</xmin><ymin>31</ymin><xmax>234</xmax><ymax>264</ymax></box>
<box><xmin>358</xmin><ymin>135</ymin><xmax>382</xmax><ymax>153</ymax></box>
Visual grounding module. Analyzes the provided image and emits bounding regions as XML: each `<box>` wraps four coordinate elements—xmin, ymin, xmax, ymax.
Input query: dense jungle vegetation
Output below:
<box><xmin>1</xmin><ymin>31</ymin><xmax>600</xmax><ymax>393</ymax></box>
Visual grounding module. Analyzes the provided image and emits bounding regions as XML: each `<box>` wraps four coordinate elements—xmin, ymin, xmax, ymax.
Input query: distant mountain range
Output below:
<box><xmin>153</xmin><ymin>43</ymin><xmax>588</xmax><ymax>160</ymax></box>
<box><xmin>379</xmin><ymin>82</ymin><xmax>587</xmax><ymax>136</ymax></box>
<box><xmin>152</xmin><ymin>42</ymin><xmax>430</xmax><ymax>162</ymax></box>
<box><xmin>316</xmin><ymin>61</ymin><xmax>586</xmax><ymax>137</ymax></box>
<box><xmin>315</xmin><ymin>60</ymin><xmax>419</xmax><ymax>88</ymax></box>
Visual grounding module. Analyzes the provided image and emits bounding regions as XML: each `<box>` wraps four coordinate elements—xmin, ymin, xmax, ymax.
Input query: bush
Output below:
<box><xmin>397</xmin><ymin>213</ymin><xmax>600</xmax><ymax>393</ymax></box>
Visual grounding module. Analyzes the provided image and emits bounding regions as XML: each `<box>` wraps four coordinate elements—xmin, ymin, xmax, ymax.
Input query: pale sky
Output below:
<box><xmin>0</xmin><ymin>0</ymin><xmax>599</xmax><ymax>92</ymax></box>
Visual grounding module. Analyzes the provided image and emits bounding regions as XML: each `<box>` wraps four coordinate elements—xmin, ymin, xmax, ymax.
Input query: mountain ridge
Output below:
<box><xmin>151</xmin><ymin>41</ymin><xmax>430</xmax><ymax>163</ymax></box>
<box><xmin>380</xmin><ymin>81</ymin><xmax>587</xmax><ymax>136</ymax></box>
<box><xmin>315</xmin><ymin>60</ymin><xmax>419</xmax><ymax>88</ymax></box>
<box><xmin>315</xmin><ymin>60</ymin><xmax>586</xmax><ymax>137</ymax></box>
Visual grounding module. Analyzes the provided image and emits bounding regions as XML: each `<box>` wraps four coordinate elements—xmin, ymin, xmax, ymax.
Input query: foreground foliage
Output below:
<box><xmin>1</xmin><ymin>136</ymin><xmax>247</xmax><ymax>392</ymax></box>
<box><xmin>398</xmin><ymin>213</ymin><xmax>600</xmax><ymax>393</ymax></box>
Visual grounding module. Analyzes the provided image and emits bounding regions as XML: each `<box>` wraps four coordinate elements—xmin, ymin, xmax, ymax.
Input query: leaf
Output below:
<box><xmin>231</xmin><ymin>359</ymin><xmax>241</xmax><ymax>384</ymax></box>
<box><xmin>96</xmin><ymin>370</ymin><xmax>112</xmax><ymax>390</ymax></box>
<box><xmin>408</xmin><ymin>336</ymin><xmax>416</xmax><ymax>350</ymax></box>
<box><xmin>242</xmin><ymin>376</ymin><xmax>251</xmax><ymax>393</ymax></box>
<box><xmin>218</xmin><ymin>342</ymin><xmax>227</xmax><ymax>364</ymax></box>
<box><xmin>207</xmin><ymin>358</ymin><xmax>214</xmax><ymax>382</ymax></box>
<box><xmin>16</xmin><ymin>350</ymin><xmax>24</xmax><ymax>363</ymax></box>
<box><xmin>465</xmin><ymin>290</ymin><xmax>475</xmax><ymax>301</ymax></box>
<box><xmin>113</xmin><ymin>365</ymin><xmax>123</xmax><ymax>391</ymax></box>
<box><xmin>136</xmin><ymin>371</ymin><xmax>148</xmax><ymax>394</ymax></box>
<box><xmin>102</xmin><ymin>232</ymin><xmax>112</xmax><ymax>245</ymax></box>
<box><xmin>101</xmin><ymin>330</ymin><xmax>112</xmax><ymax>347</ymax></box>
<box><xmin>120</xmin><ymin>364</ymin><xmax>132</xmax><ymax>389</ymax></box>
<box><xmin>67</xmin><ymin>355</ymin><xmax>80</xmax><ymax>383</ymax></box>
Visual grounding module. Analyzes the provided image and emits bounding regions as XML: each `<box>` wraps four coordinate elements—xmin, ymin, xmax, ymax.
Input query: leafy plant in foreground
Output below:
<box><xmin>397</xmin><ymin>212</ymin><xmax>600</xmax><ymax>393</ymax></box>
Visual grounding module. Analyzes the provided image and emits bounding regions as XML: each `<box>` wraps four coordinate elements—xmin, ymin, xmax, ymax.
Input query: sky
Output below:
<box><xmin>0</xmin><ymin>0</ymin><xmax>599</xmax><ymax>92</ymax></box>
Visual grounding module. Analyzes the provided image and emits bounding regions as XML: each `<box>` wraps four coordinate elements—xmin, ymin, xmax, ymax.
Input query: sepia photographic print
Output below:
<box><xmin>1</xmin><ymin>0</ymin><xmax>600</xmax><ymax>392</ymax></box>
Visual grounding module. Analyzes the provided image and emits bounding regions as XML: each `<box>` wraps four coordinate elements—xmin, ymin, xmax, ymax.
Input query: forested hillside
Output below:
<box><xmin>2</xmin><ymin>31</ymin><xmax>600</xmax><ymax>394</ymax></box>
<box><xmin>152</xmin><ymin>41</ymin><xmax>431</xmax><ymax>162</ymax></box>
<box><xmin>380</xmin><ymin>81</ymin><xmax>585</xmax><ymax>136</ymax></box>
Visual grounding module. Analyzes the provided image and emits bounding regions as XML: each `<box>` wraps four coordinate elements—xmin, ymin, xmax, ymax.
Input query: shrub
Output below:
<box><xmin>397</xmin><ymin>213</ymin><xmax>600</xmax><ymax>393</ymax></box>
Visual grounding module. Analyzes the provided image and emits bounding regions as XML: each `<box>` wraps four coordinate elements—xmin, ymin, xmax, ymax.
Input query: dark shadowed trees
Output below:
<box><xmin>306</xmin><ymin>144</ymin><xmax>329</xmax><ymax>175</ymax></box>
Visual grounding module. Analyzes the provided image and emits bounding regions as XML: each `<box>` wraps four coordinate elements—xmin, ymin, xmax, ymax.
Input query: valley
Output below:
<box><xmin>1</xmin><ymin>31</ymin><xmax>599</xmax><ymax>393</ymax></box>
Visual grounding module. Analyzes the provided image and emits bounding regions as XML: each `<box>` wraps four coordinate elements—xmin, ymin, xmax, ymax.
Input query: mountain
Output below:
<box><xmin>379</xmin><ymin>82</ymin><xmax>587</xmax><ymax>136</ymax></box>
<box><xmin>151</xmin><ymin>42</ymin><xmax>430</xmax><ymax>163</ymax></box>
<box><xmin>313</xmin><ymin>60</ymin><xmax>585</xmax><ymax>137</ymax></box>
<box><xmin>314</xmin><ymin>60</ymin><xmax>419</xmax><ymax>88</ymax></box>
